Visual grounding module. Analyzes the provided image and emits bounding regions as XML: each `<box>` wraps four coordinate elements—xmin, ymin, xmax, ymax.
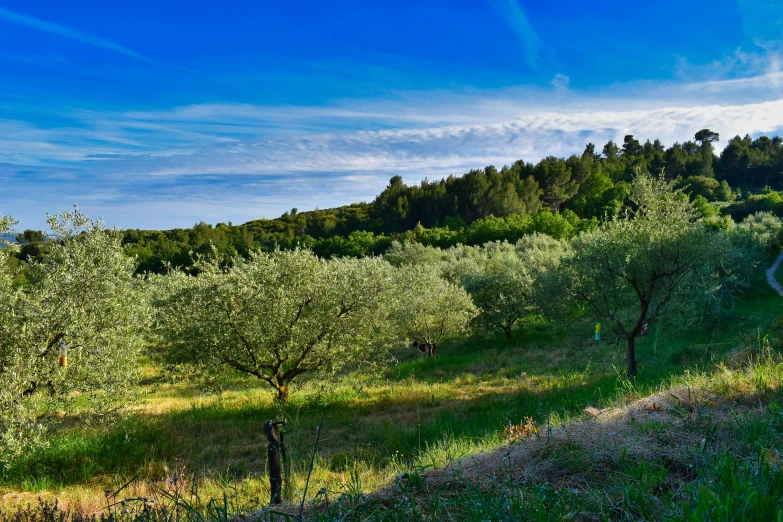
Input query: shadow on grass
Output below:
<box><xmin>3</xmin><ymin>372</ymin><xmax>621</xmax><ymax>490</ymax></box>
<box><xmin>0</xmin><ymin>322</ymin><xmax>722</xmax><ymax>491</ymax></box>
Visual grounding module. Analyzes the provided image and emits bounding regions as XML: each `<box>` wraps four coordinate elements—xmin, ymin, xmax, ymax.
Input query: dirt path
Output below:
<box><xmin>767</xmin><ymin>249</ymin><xmax>783</xmax><ymax>297</ymax></box>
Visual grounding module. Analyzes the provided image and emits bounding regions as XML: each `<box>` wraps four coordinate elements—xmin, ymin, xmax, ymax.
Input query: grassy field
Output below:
<box><xmin>1</xmin><ymin>269</ymin><xmax>782</xmax><ymax>519</ymax></box>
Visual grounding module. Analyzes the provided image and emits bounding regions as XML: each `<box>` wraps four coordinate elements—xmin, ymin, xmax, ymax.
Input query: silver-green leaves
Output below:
<box><xmin>0</xmin><ymin>208</ymin><xmax>151</xmax><ymax>464</ymax></box>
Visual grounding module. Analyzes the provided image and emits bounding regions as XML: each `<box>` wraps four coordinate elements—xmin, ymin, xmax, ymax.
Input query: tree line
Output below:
<box><xmin>9</xmin><ymin>130</ymin><xmax>782</xmax><ymax>274</ymax></box>
<box><xmin>108</xmin><ymin>130</ymin><xmax>782</xmax><ymax>273</ymax></box>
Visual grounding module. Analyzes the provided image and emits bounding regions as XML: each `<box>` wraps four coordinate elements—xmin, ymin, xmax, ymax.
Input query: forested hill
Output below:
<box><xmin>112</xmin><ymin>131</ymin><xmax>783</xmax><ymax>273</ymax></box>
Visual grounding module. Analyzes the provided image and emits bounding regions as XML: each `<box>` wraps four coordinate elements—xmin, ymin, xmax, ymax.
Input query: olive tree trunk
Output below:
<box><xmin>626</xmin><ymin>335</ymin><xmax>637</xmax><ymax>378</ymax></box>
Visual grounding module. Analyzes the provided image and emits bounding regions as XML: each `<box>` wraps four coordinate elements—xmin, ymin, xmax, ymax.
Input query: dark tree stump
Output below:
<box><xmin>264</xmin><ymin>420</ymin><xmax>286</xmax><ymax>505</ymax></box>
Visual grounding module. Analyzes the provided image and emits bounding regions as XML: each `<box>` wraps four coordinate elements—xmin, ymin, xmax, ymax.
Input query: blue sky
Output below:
<box><xmin>1</xmin><ymin>0</ymin><xmax>783</xmax><ymax>230</ymax></box>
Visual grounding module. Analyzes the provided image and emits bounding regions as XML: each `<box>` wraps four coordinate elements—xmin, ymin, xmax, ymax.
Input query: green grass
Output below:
<box><xmin>1</xmin><ymin>273</ymin><xmax>782</xmax><ymax>518</ymax></box>
<box><xmin>5</xmin><ymin>365</ymin><xmax>783</xmax><ymax>521</ymax></box>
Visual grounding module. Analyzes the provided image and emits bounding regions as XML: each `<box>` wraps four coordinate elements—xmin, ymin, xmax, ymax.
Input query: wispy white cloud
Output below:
<box><xmin>5</xmin><ymin>95</ymin><xmax>783</xmax><ymax>179</ymax></box>
<box><xmin>550</xmin><ymin>74</ymin><xmax>569</xmax><ymax>92</ymax></box>
<box><xmin>484</xmin><ymin>0</ymin><xmax>542</xmax><ymax>71</ymax></box>
<box><xmin>114</xmin><ymin>98</ymin><xmax>783</xmax><ymax>179</ymax></box>
<box><xmin>673</xmin><ymin>46</ymin><xmax>783</xmax><ymax>94</ymax></box>
<box><xmin>667</xmin><ymin>0</ymin><xmax>783</xmax><ymax>95</ymax></box>
<box><xmin>4</xmin><ymin>66</ymin><xmax>783</xmax><ymax>230</ymax></box>
<box><xmin>737</xmin><ymin>0</ymin><xmax>783</xmax><ymax>50</ymax></box>
<box><xmin>0</xmin><ymin>6</ymin><xmax>154</xmax><ymax>63</ymax></box>
<box><xmin>679</xmin><ymin>69</ymin><xmax>783</xmax><ymax>93</ymax></box>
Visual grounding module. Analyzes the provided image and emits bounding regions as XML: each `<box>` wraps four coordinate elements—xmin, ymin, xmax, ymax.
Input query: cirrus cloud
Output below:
<box><xmin>3</xmin><ymin>81</ymin><xmax>783</xmax><ymax>230</ymax></box>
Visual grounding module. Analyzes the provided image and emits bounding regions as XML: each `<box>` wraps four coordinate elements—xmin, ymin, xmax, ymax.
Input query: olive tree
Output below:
<box><xmin>461</xmin><ymin>255</ymin><xmax>533</xmax><ymax>338</ymax></box>
<box><xmin>459</xmin><ymin>238</ymin><xmax>566</xmax><ymax>339</ymax></box>
<box><xmin>0</xmin><ymin>208</ymin><xmax>150</xmax><ymax>463</ymax></box>
<box><xmin>564</xmin><ymin>174</ymin><xmax>712</xmax><ymax>377</ymax></box>
<box><xmin>0</xmin><ymin>213</ymin><xmax>13</xmax><ymax>240</ymax></box>
<box><xmin>684</xmin><ymin>231</ymin><xmax>761</xmax><ymax>341</ymax></box>
<box><xmin>383</xmin><ymin>240</ymin><xmax>447</xmax><ymax>268</ymax></box>
<box><xmin>392</xmin><ymin>262</ymin><xmax>478</xmax><ymax>353</ymax></box>
<box><xmin>736</xmin><ymin>212</ymin><xmax>783</xmax><ymax>253</ymax></box>
<box><xmin>154</xmin><ymin>249</ymin><xmax>400</xmax><ymax>404</ymax></box>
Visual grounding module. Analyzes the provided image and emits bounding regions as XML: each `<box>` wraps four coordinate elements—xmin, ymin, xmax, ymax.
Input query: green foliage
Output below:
<box><xmin>693</xmin><ymin>195</ymin><xmax>720</xmax><ymax>218</ymax></box>
<box><xmin>679</xmin><ymin>230</ymin><xmax>763</xmax><ymax>340</ymax></box>
<box><xmin>681</xmin><ymin>446</ymin><xmax>783</xmax><ymax>521</ymax></box>
<box><xmin>451</xmin><ymin>238</ymin><xmax>565</xmax><ymax>338</ymax></box>
<box><xmin>735</xmin><ymin>211</ymin><xmax>783</xmax><ymax>253</ymax></box>
<box><xmin>533</xmin><ymin>156</ymin><xmax>578</xmax><ymax>211</ymax></box>
<box><xmin>0</xmin><ymin>213</ymin><xmax>16</xmax><ymax>248</ymax></box>
<box><xmin>718</xmin><ymin>134</ymin><xmax>783</xmax><ymax>189</ymax></box>
<box><xmin>568</xmin><ymin>169</ymin><xmax>615</xmax><ymax>217</ymax></box>
<box><xmin>383</xmin><ymin>240</ymin><xmax>446</xmax><ymax>268</ymax></box>
<box><xmin>12</xmin><ymin>230</ymin><xmax>48</xmax><ymax>264</ymax></box>
<box><xmin>153</xmin><ymin>249</ymin><xmax>400</xmax><ymax>403</ymax></box>
<box><xmin>392</xmin><ymin>262</ymin><xmax>478</xmax><ymax>350</ymax></box>
<box><xmin>385</xmin><ymin>234</ymin><xmax>568</xmax><ymax>340</ymax></box>
<box><xmin>459</xmin><ymin>213</ymin><xmax>534</xmax><ymax>244</ymax></box>
<box><xmin>681</xmin><ymin>175</ymin><xmax>734</xmax><ymax>202</ymax></box>
<box><xmin>0</xmin><ymin>208</ymin><xmax>150</xmax><ymax>465</ymax></box>
<box><xmin>458</xmin><ymin>244</ymin><xmax>536</xmax><ymax>338</ymax></box>
<box><xmin>724</xmin><ymin>188</ymin><xmax>783</xmax><ymax>222</ymax></box>
<box><xmin>564</xmin><ymin>174</ymin><xmax>718</xmax><ymax>376</ymax></box>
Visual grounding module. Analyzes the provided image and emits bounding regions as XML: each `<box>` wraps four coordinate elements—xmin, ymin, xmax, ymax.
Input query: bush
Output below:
<box><xmin>736</xmin><ymin>211</ymin><xmax>783</xmax><ymax>253</ymax></box>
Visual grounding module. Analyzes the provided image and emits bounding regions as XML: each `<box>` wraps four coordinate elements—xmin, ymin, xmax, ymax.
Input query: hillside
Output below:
<box><xmin>302</xmin><ymin>355</ymin><xmax>783</xmax><ymax>521</ymax></box>
<box><xmin>119</xmin><ymin>132</ymin><xmax>783</xmax><ymax>274</ymax></box>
